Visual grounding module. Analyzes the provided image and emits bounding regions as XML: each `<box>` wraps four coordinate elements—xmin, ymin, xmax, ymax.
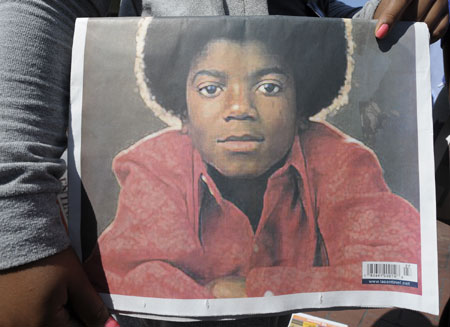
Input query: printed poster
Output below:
<box><xmin>69</xmin><ymin>17</ymin><xmax>438</xmax><ymax>318</ymax></box>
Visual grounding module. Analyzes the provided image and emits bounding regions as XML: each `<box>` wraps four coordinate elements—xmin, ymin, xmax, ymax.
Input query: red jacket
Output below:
<box><xmin>85</xmin><ymin>122</ymin><xmax>421</xmax><ymax>298</ymax></box>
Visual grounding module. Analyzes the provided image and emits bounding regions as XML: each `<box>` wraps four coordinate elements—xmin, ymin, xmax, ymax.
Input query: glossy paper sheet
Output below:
<box><xmin>69</xmin><ymin>16</ymin><xmax>438</xmax><ymax>318</ymax></box>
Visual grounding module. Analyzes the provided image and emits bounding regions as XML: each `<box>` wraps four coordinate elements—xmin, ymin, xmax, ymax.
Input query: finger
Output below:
<box><xmin>423</xmin><ymin>0</ymin><xmax>449</xmax><ymax>28</ymax></box>
<box><xmin>49</xmin><ymin>307</ymin><xmax>71</xmax><ymax>327</ymax></box>
<box><xmin>401</xmin><ymin>0</ymin><xmax>437</xmax><ymax>21</ymax></box>
<box><xmin>64</xmin><ymin>250</ymin><xmax>113</xmax><ymax>327</ymax></box>
<box><xmin>374</xmin><ymin>0</ymin><xmax>414</xmax><ymax>39</ymax></box>
<box><xmin>430</xmin><ymin>15</ymin><xmax>449</xmax><ymax>43</ymax></box>
<box><xmin>68</xmin><ymin>273</ymin><xmax>111</xmax><ymax>327</ymax></box>
<box><xmin>422</xmin><ymin>0</ymin><xmax>449</xmax><ymax>42</ymax></box>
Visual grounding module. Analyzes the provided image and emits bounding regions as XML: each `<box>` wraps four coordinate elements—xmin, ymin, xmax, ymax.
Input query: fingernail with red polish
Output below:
<box><xmin>376</xmin><ymin>23</ymin><xmax>389</xmax><ymax>39</ymax></box>
<box><xmin>105</xmin><ymin>316</ymin><xmax>120</xmax><ymax>327</ymax></box>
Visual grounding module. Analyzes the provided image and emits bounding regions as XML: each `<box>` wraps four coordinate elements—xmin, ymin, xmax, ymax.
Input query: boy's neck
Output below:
<box><xmin>206</xmin><ymin>155</ymin><xmax>287</xmax><ymax>233</ymax></box>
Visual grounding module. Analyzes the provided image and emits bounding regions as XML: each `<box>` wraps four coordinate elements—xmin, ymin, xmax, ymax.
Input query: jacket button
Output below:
<box><xmin>253</xmin><ymin>244</ymin><xmax>259</xmax><ymax>253</ymax></box>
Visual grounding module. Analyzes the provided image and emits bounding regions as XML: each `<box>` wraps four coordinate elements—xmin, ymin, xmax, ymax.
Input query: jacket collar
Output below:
<box><xmin>192</xmin><ymin>135</ymin><xmax>309</xmax><ymax>205</ymax></box>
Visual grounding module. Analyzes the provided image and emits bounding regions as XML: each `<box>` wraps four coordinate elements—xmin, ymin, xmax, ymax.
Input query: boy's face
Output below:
<box><xmin>186</xmin><ymin>39</ymin><xmax>297</xmax><ymax>178</ymax></box>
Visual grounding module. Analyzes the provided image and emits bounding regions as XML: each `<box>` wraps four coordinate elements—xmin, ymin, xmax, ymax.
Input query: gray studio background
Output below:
<box><xmin>77</xmin><ymin>18</ymin><xmax>419</xmax><ymax>254</ymax></box>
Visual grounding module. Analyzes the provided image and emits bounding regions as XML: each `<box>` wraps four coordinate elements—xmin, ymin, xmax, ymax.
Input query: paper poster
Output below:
<box><xmin>69</xmin><ymin>16</ymin><xmax>438</xmax><ymax>318</ymax></box>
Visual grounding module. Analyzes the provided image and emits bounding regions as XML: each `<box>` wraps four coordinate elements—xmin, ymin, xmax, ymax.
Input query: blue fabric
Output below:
<box><xmin>119</xmin><ymin>0</ymin><xmax>140</xmax><ymax>16</ymax></box>
<box><xmin>430</xmin><ymin>41</ymin><xmax>445</xmax><ymax>103</ymax></box>
<box><xmin>327</xmin><ymin>0</ymin><xmax>361</xmax><ymax>17</ymax></box>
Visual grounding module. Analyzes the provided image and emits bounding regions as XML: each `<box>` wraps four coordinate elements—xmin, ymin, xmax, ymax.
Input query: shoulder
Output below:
<box><xmin>112</xmin><ymin>129</ymin><xmax>194</xmax><ymax>184</ymax></box>
<box><xmin>300</xmin><ymin>121</ymin><xmax>377</xmax><ymax>165</ymax></box>
<box><xmin>299</xmin><ymin>121</ymin><xmax>388</xmax><ymax>191</ymax></box>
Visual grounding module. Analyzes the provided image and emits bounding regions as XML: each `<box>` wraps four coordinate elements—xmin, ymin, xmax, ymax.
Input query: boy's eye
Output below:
<box><xmin>257</xmin><ymin>83</ymin><xmax>281</xmax><ymax>95</ymax></box>
<box><xmin>198</xmin><ymin>85</ymin><xmax>222</xmax><ymax>97</ymax></box>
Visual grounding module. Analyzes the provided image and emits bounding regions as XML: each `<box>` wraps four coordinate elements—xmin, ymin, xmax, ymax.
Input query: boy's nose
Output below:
<box><xmin>223</xmin><ymin>85</ymin><xmax>256</xmax><ymax>121</ymax></box>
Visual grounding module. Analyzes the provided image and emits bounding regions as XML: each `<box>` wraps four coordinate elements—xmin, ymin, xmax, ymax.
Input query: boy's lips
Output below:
<box><xmin>217</xmin><ymin>134</ymin><xmax>265</xmax><ymax>152</ymax></box>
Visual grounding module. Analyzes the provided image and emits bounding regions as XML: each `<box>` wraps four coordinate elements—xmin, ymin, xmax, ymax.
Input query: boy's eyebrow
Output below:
<box><xmin>191</xmin><ymin>69</ymin><xmax>226</xmax><ymax>83</ymax></box>
<box><xmin>250</xmin><ymin>67</ymin><xmax>288</xmax><ymax>81</ymax></box>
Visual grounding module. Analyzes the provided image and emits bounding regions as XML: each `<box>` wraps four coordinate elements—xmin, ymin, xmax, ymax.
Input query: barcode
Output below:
<box><xmin>365</xmin><ymin>263</ymin><xmax>409</xmax><ymax>278</ymax></box>
<box><xmin>362</xmin><ymin>262</ymin><xmax>418</xmax><ymax>284</ymax></box>
<box><xmin>404</xmin><ymin>265</ymin><xmax>411</xmax><ymax>277</ymax></box>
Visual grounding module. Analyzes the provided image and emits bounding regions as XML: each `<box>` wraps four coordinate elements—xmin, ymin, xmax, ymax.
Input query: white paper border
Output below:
<box><xmin>101</xmin><ymin>289</ymin><xmax>433</xmax><ymax>318</ymax></box>
<box><xmin>68</xmin><ymin>18</ymin><xmax>88</xmax><ymax>258</ymax></box>
<box><xmin>413</xmin><ymin>22</ymin><xmax>439</xmax><ymax>315</ymax></box>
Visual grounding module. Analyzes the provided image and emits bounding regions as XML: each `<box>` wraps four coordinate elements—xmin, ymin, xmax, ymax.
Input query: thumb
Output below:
<box><xmin>373</xmin><ymin>0</ymin><xmax>413</xmax><ymax>39</ymax></box>
<box><xmin>64</xmin><ymin>249</ymin><xmax>117</xmax><ymax>327</ymax></box>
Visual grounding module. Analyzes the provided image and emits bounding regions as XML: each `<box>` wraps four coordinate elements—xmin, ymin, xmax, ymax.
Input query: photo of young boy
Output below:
<box><xmin>83</xmin><ymin>17</ymin><xmax>421</xmax><ymax>301</ymax></box>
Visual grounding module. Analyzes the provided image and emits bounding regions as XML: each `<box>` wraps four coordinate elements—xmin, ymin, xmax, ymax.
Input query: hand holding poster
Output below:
<box><xmin>69</xmin><ymin>16</ymin><xmax>438</xmax><ymax>318</ymax></box>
